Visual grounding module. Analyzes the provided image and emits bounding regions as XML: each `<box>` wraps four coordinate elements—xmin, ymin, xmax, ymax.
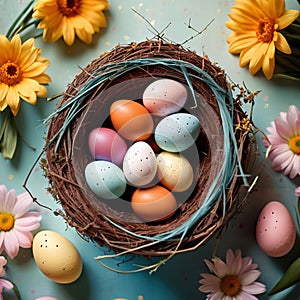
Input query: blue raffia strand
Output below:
<box><xmin>45</xmin><ymin>58</ymin><xmax>249</xmax><ymax>244</ymax></box>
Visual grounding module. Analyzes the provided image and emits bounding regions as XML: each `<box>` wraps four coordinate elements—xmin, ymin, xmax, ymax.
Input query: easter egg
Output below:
<box><xmin>85</xmin><ymin>161</ymin><xmax>126</xmax><ymax>199</ymax></box>
<box><xmin>110</xmin><ymin>100</ymin><xmax>154</xmax><ymax>141</ymax></box>
<box><xmin>155</xmin><ymin>113</ymin><xmax>200</xmax><ymax>152</ymax></box>
<box><xmin>32</xmin><ymin>230</ymin><xmax>82</xmax><ymax>284</ymax></box>
<box><xmin>256</xmin><ymin>201</ymin><xmax>296</xmax><ymax>257</ymax></box>
<box><xmin>88</xmin><ymin>127</ymin><xmax>127</xmax><ymax>165</ymax></box>
<box><xmin>143</xmin><ymin>79</ymin><xmax>187</xmax><ymax>116</ymax></box>
<box><xmin>131</xmin><ymin>185</ymin><xmax>177</xmax><ymax>221</ymax></box>
<box><xmin>157</xmin><ymin>152</ymin><xmax>194</xmax><ymax>192</ymax></box>
<box><xmin>35</xmin><ymin>298</ymin><xmax>58</xmax><ymax>300</ymax></box>
<box><xmin>123</xmin><ymin>141</ymin><xmax>157</xmax><ymax>187</ymax></box>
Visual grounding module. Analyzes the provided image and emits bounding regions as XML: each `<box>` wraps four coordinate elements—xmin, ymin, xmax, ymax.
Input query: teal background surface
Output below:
<box><xmin>1</xmin><ymin>0</ymin><xmax>300</xmax><ymax>299</ymax></box>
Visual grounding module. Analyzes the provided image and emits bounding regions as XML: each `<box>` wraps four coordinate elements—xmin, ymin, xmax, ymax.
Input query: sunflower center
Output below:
<box><xmin>220</xmin><ymin>275</ymin><xmax>241</xmax><ymax>297</ymax></box>
<box><xmin>0</xmin><ymin>213</ymin><xmax>15</xmax><ymax>232</ymax></box>
<box><xmin>256</xmin><ymin>17</ymin><xmax>275</xmax><ymax>43</ymax></box>
<box><xmin>288</xmin><ymin>136</ymin><xmax>300</xmax><ymax>154</ymax></box>
<box><xmin>0</xmin><ymin>62</ymin><xmax>22</xmax><ymax>86</ymax></box>
<box><xmin>57</xmin><ymin>0</ymin><xmax>80</xmax><ymax>16</ymax></box>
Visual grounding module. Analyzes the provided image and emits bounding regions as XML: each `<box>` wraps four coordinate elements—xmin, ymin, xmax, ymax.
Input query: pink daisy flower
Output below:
<box><xmin>264</xmin><ymin>105</ymin><xmax>300</xmax><ymax>179</ymax></box>
<box><xmin>0</xmin><ymin>185</ymin><xmax>41</xmax><ymax>259</ymax></box>
<box><xmin>295</xmin><ymin>186</ymin><xmax>300</xmax><ymax>197</ymax></box>
<box><xmin>0</xmin><ymin>255</ymin><xmax>13</xmax><ymax>299</ymax></box>
<box><xmin>0</xmin><ymin>278</ymin><xmax>13</xmax><ymax>300</ymax></box>
<box><xmin>199</xmin><ymin>249</ymin><xmax>266</xmax><ymax>300</ymax></box>
<box><xmin>0</xmin><ymin>256</ymin><xmax>7</xmax><ymax>277</ymax></box>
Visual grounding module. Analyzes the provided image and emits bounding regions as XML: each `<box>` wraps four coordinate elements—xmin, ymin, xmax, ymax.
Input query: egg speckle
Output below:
<box><xmin>256</xmin><ymin>201</ymin><xmax>296</xmax><ymax>257</ymax></box>
<box><xmin>32</xmin><ymin>231</ymin><xmax>82</xmax><ymax>284</ymax></box>
<box><xmin>143</xmin><ymin>79</ymin><xmax>187</xmax><ymax>116</ymax></box>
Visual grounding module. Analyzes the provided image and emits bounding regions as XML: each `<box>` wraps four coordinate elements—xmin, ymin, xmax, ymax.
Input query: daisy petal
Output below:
<box><xmin>3</xmin><ymin>231</ymin><xmax>19</xmax><ymax>259</ymax></box>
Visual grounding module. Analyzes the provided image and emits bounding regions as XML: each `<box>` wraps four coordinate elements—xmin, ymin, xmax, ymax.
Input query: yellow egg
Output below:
<box><xmin>32</xmin><ymin>230</ymin><xmax>82</xmax><ymax>284</ymax></box>
<box><xmin>157</xmin><ymin>152</ymin><xmax>194</xmax><ymax>192</ymax></box>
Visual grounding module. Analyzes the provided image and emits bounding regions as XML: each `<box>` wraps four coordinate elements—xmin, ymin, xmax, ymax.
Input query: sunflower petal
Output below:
<box><xmin>6</xmin><ymin>87</ymin><xmax>20</xmax><ymax>115</ymax></box>
<box><xmin>275</xmin><ymin>32</ymin><xmax>292</xmax><ymax>54</ymax></box>
<box><xmin>277</xmin><ymin>10</ymin><xmax>300</xmax><ymax>30</ymax></box>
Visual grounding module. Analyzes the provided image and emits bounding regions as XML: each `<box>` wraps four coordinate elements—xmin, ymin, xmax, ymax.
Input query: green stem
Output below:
<box><xmin>6</xmin><ymin>0</ymin><xmax>35</xmax><ymax>39</ymax></box>
<box><xmin>12</xmin><ymin>282</ymin><xmax>21</xmax><ymax>300</ymax></box>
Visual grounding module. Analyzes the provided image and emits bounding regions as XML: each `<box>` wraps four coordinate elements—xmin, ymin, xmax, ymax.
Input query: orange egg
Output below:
<box><xmin>110</xmin><ymin>100</ymin><xmax>154</xmax><ymax>141</ymax></box>
<box><xmin>131</xmin><ymin>185</ymin><xmax>177</xmax><ymax>221</ymax></box>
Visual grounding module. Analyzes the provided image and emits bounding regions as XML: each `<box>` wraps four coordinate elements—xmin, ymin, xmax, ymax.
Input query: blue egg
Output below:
<box><xmin>155</xmin><ymin>113</ymin><xmax>200</xmax><ymax>152</ymax></box>
<box><xmin>85</xmin><ymin>161</ymin><xmax>126</xmax><ymax>199</ymax></box>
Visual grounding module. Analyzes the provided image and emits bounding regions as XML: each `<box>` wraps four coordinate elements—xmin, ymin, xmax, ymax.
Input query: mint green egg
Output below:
<box><xmin>155</xmin><ymin>113</ymin><xmax>200</xmax><ymax>152</ymax></box>
<box><xmin>85</xmin><ymin>161</ymin><xmax>126</xmax><ymax>199</ymax></box>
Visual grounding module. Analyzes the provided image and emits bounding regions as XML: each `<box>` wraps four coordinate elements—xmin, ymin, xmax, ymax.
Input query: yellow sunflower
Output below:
<box><xmin>0</xmin><ymin>34</ymin><xmax>51</xmax><ymax>116</ymax></box>
<box><xmin>226</xmin><ymin>0</ymin><xmax>299</xmax><ymax>79</ymax></box>
<box><xmin>33</xmin><ymin>0</ymin><xmax>110</xmax><ymax>46</ymax></box>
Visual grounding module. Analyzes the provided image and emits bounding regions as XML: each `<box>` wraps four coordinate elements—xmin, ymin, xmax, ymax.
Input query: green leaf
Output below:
<box><xmin>0</xmin><ymin>112</ymin><xmax>17</xmax><ymax>159</ymax></box>
<box><xmin>269</xmin><ymin>257</ymin><xmax>300</xmax><ymax>295</ymax></box>
<box><xmin>273</xmin><ymin>73</ymin><xmax>300</xmax><ymax>81</ymax></box>
<box><xmin>6</xmin><ymin>0</ymin><xmax>35</xmax><ymax>39</ymax></box>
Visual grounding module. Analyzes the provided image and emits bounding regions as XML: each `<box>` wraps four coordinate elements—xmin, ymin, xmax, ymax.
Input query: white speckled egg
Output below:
<box><xmin>32</xmin><ymin>230</ymin><xmax>82</xmax><ymax>284</ymax></box>
<box><xmin>143</xmin><ymin>79</ymin><xmax>187</xmax><ymax>116</ymax></box>
<box><xmin>256</xmin><ymin>201</ymin><xmax>296</xmax><ymax>257</ymax></box>
<box><xmin>155</xmin><ymin>113</ymin><xmax>200</xmax><ymax>152</ymax></box>
<box><xmin>157</xmin><ymin>152</ymin><xmax>194</xmax><ymax>192</ymax></box>
<box><xmin>123</xmin><ymin>141</ymin><xmax>157</xmax><ymax>187</ymax></box>
<box><xmin>85</xmin><ymin>161</ymin><xmax>126</xmax><ymax>199</ymax></box>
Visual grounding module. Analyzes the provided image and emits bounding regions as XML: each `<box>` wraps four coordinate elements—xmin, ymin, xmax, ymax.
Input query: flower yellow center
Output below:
<box><xmin>288</xmin><ymin>136</ymin><xmax>300</xmax><ymax>154</ymax></box>
<box><xmin>0</xmin><ymin>213</ymin><xmax>15</xmax><ymax>232</ymax></box>
<box><xmin>0</xmin><ymin>62</ymin><xmax>22</xmax><ymax>86</ymax></box>
<box><xmin>57</xmin><ymin>0</ymin><xmax>80</xmax><ymax>16</ymax></box>
<box><xmin>256</xmin><ymin>17</ymin><xmax>275</xmax><ymax>43</ymax></box>
<box><xmin>220</xmin><ymin>275</ymin><xmax>241</xmax><ymax>297</ymax></box>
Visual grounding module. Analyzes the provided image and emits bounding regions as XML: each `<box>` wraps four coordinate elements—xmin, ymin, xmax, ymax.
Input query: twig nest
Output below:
<box><xmin>44</xmin><ymin>40</ymin><xmax>254</xmax><ymax>260</ymax></box>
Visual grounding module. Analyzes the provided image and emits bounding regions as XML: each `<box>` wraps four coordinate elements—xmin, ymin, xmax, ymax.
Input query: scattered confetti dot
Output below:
<box><xmin>216</xmin><ymin>8</ymin><xmax>222</xmax><ymax>14</ymax></box>
<box><xmin>34</xmin><ymin>167</ymin><xmax>39</xmax><ymax>172</ymax></box>
<box><xmin>117</xmin><ymin>4</ymin><xmax>122</xmax><ymax>10</ymax></box>
<box><xmin>106</xmin><ymin>41</ymin><xmax>111</xmax><ymax>46</ymax></box>
<box><xmin>264</xmin><ymin>95</ymin><xmax>269</xmax><ymax>101</ymax></box>
<box><xmin>8</xmin><ymin>174</ymin><xmax>14</xmax><ymax>180</ymax></box>
<box><xmin>138</xmin><ymin>297</ymin><xmax>144</xmax><ymax>300</ymax></box>
<box><xmin>264</xmin><ymin>103</ymin><xmax>269</xmax><ymax>109</ymax></box>
<box><xmin>123</xmin><ymin>35</ymin><xmax>130</xmax><ymax>41</ymax></box>
<box><xmin>31</xmin><ymin>289</ymin><xmax>36</xmax><ymax>295</ymax></box>
<box><xmin>138</xmin><ymin>3</ymin><xmax>144</xmax><ymax>8</ymax></box>
<box><xmin>150</xmin><ymin>19</ymin><xmax>156</xmax><ymax>27</ymax></box>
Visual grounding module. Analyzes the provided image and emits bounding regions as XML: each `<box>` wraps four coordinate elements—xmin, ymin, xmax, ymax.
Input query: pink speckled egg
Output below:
<box><xmin>256</xmin><ymin>201</ymin><xmax>296</xmax><ymax>257</ymax></box>
<box><xmin>143</xmin><ymin>79</ymin><xmax>187</xmax><ymax>116</ymax></box>
<box><xmin>88</xmin><ymin>127</ymin><xmax>127</xmax><ymax>165</ymax></box>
